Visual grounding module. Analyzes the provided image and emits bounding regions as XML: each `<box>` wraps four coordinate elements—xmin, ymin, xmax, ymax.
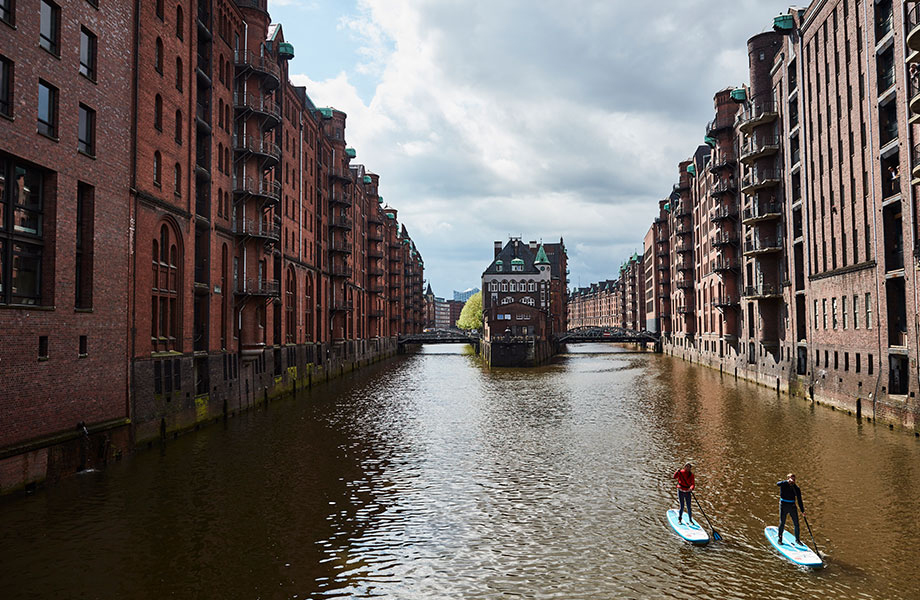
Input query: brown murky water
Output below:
<box><xmin>2</xmin><ymin>344</ymin><xmax>919</xmax><ymax>599</ymax></box>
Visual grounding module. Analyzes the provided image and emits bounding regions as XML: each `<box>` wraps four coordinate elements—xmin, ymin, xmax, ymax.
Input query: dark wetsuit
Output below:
<box><xmin>777</xmin><ymin>480</ymin><xmax>804</xmax><ymax>543</ymax></box>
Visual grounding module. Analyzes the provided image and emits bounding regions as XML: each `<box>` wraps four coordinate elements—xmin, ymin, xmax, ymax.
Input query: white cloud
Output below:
<box><xmin>288</xmin><ymin>0</ymin><xmax>789</xmax><ymax>295</ymax></box>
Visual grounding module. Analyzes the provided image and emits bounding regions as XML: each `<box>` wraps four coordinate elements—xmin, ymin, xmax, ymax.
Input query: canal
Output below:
<box><xmin>2</xmin><ymin>344</ymin><xmax>920</xmax><ymax>599</ymax></box>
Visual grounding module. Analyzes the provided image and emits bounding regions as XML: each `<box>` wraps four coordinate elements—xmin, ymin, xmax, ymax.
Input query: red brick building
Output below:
<box><xmin>0</xmin><ymin>0</ymin><xmax>425</xmax><ymax>492</ymax></box>
<box><xmin>0</xmin><ymin>0</ymin><xmax>134</xmax><ymax>490</ymax></box>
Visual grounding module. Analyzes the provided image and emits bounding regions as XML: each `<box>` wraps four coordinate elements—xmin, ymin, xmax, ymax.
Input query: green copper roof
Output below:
<box><xmin>534</xmin><ymin>245</ymin><xmax>550</xmax><ymax>265</ymax></box>
<box><xmin>363</xmin><ymin>175</ymin><xmax>372</xmax><ymax>184</ymax></box>
<box><xmin>730</xmin><ymin>88</ymin><xmax>747</xmax><ymax>102</ymax></box>
<box><xmin>686</xmin><ymin>164</ymin><xmax>696</xmax><ymax>175</ymax></box>
<box><xmin>378</xmin><ymin>196</ymin><xmax>384</xmax><ymax>204</ymax></box>
<box><xmin>495</xmin><ymin>260</ymin><xmax>503</xmax><ymax>266</ymax></box>
<box><xmin>386</xmin><ymin>213</ymin><xmax>395</xmax><ymax>219</ymax></box>
<box><xmin>773</xmin><ymin>14</ymin><xmax>795</xmax><ymax>31</ymax></box>
<box><xmin>318</xmin><ymin>107</ymin><xmax>334</xmax><ymax>118</ymax></box>
<box><xmin>278</xmin><ymin>42</ymin><xmax>294</xmax><ymax>59</ymax></box>
<box><xmin>345</xmin><ymin>148</ymin><xmax>356</xmax><ymax>159</ymax></box>
<box><xmin>664</xmin><ymin>202</ymin><xmax>671</xmax><ymax>211</ymax></box>
<box><xmin>704</xmin><ymin>136</ymin><xmax>716</xmax><ymax>148</ymax></box>
<box><xmin>511</xmin><ymin>257</ymin><xmax>524</xmax><ymax>265</ymax></box>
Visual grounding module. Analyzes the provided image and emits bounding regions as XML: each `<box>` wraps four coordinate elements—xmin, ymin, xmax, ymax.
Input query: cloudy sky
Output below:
<box><xmin>270</xmin><ymin>0</ymin><xmax>789</xmax><ymax>297</ymax></box>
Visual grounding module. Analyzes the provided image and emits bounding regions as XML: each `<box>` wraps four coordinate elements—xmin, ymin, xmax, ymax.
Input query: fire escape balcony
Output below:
<box><xmin>710</xmin><ymin>178</ymin><xmax>738</xmax><ymax>197</ymax></box>
<box><xmin>708</xmin><ymin>154</ymin><xmax>737</xmax><ymax>173</ymax></box>
<box><xmin>742</xmin><ymin>283</ymin><xmax>783</xmax><ymax>300</ymax></box>
<box><xmin>233</xmin><ymin>91</ymin><xmax>281</xmax><ymax>129</ymax></box>
<box><xmin>676</xmin><ymin>279</ymin><xmax>694</xmax><ymax>290</ymax></box>
<box><xmin>329</xmin><ymin>239</ymin><xmax>352</xmax><ymax>254</ymax></box>
<box><xmin>328</xmin><ymin>167</ymin><xmax>353</xmax><ymax>183</ymax></box>
<box><xmin>712</xmin><ymin>233</ymin><xmax>739</xmax><ymax>247</ymax></box>
<box><xmin>234</xmin><ymin>49</ymin><xmax>281</xmax><ymax>90</ymax></box>
<box><xmin>740</xmin><ymin>169</ymin><xmax>781</xmax><ymax>195</ymax></box>
<box><xmin>742</xmin><ymin>202</ymin><xmax>783</xmax><ymax>224</ymax></box>
<box><xmin>367</xmin><ymin>247</ymin><xmax>384</xmax><ymax>259</ymax></box>
<box><xmin>737</xmin><ymin>99</ymin><xmax>778</xmax><ymax>134</ymax></box>
<box><xmin>710</xmin><ymin>206</ymin><xmax>737</xmax><ymax>222</ymax></box>
<box><xmin>673</xmin><ymin>181</ymin><xmax>691</xmax><ymax>193</ymax></box>
<box><xmin>329</xmin><ymin>192</ymin><xmax>353</xmax><ymax>207</ymax></box>
<box><xmin>675</xmin><ymin>224</ymin><xmax>692</xmax><ymax>236</ymax></box>
<box><xmin>232</xmin><ymin>218</ymin><xmax>280</xmax><ymax>242</ymax></box>
<box><xmin>234</xmin><ymin>278</ymin><xmax>280</xmax><ymax>297</ymax></box>
<box><xmin>913</xmin><ymin>144</ymin><xmax>920</xmax><ymax>181</ymax></box>
<box><xmin>908</xmin><ymin>5</ymin><xmax>920</xmax><ymax>52</ymax></box>
<box><xmin>233</xmin><ymin>176</ymin><xmax>281</xmax><ymax>205</ymax></box>
<box><xmin>329</xmin><ymin>264</ymin><xmax>353</xmax><ymax>278</ymax></box>
<box><xmin>739</xmin><ymin>135</ymin><xmax>780</xmax><ymax>165</ymax></box>
<box><xmin>675</xmin><ymin>242</ymin><xmax>693</xmax><ymax>254</ymax></box>
<box><xmin>674</xmin><ymin>203</ymin><xmax>692</xmax><ymax>218</ymax></box>
<box><xmin>713</xmin><ymin>257</ymin><xmax>739</xmax><ymax>273</ymax></box>
<box><xmin>329</xmin><ymin>215</ymin><xmax>353</xmax><ymax>230</ymax></box>
<box><xmin>713</xmin><ymin>296</ymin><xmax>739</xmax><ymax>309</ymax></box>
<box><xmin>676</xmin><ymin>260</ymin><xmax>693</xmax><ymax>272</ymax></box>
<box><xmin>367</xmin><ymin>213</ymin><xmax>384</xmax><ymax>225</ymax></box>
<box><xmin>233</xmin><ymin>134</ymin><xmax>281</xmax><ymax>166</ymax></box>
<box><xmin>677</xmin><ymin>305</ymin><xmax>695</xmax><ymax>315</ymax></box>
<box><xmin>657</xmin><ymin>246</ymin><xmax>669</xmax><ymax>257</ymax></box>
<box><xmin>330</xmin><ymin>299</ymin><xmax>353</xmax><ymax>312</ymax></box>
<box><xmin>368</xmin><ymin>230</ymin><xmax>384</xmax><ymax>242</ymax></box>
<box><xmin>910</xmin><ymin>77</ymin><xmax>920</xmax><ymax>120</ymax></box>
<box><xmin>705</xmin><ymin>115</ymin><xmax>734</xmax><ymax>137</ymax></box>
<box><xmin>743</xmin><ymin>235</ymin><xmax>784</xmax><ymax>255</ymax></box>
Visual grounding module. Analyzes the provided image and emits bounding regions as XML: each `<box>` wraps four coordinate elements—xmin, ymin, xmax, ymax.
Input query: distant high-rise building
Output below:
<box><xmin>453</xmin><ymin>287</ymin><xmax>480</xmax><ymax>302</ymax></box>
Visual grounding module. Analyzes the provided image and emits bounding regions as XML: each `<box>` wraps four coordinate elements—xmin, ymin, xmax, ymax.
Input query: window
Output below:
<box><xmin>822</xmin><ymin>298</ymin><xmax>827</xmax><ymax>329</ymax></box>
<box><xmin>832</xmin><ymin>297</ymin><xmax>838</xmax><ymax>329</ymax></box>
<box><xmin>154</xmin><ymin>94</ymin><xmax>162</xmax><ymax>130</ymax></box>
<box><xmin>856</xmin><ymin>353</ymin><xmax>861</xmax><ymax>373</ymax></box>
<box><xmin>75</xmin><ymin>183</ymin><xmax>93</xmax><ymax>308</ymax></box>
<box><xmin>813</xmin><ymin>299</ymin><xmax>819</xmax><ymax>329</ymax></box>
<box><xmin>37</xmin><ymin>80</ymin><xmax>58</xmax><ymax>138</ymax></box>
<box><xmin>153</xmin><ymin>151</ymin><xmax>161</xmax><ymax>186</ymax></box>
<box><xmin>285</xmin><ymin>268</ymin><xmax>296</xmax><ymax>343</ymax></box>
<box><xmin>175</xmin><ymin>57</ymin><xmax>183</xmax><ymax>91</ymax></box>
<box><xmin>0</xmin><ymin>55</ymin><xmax>11</xmax><ymax>117</ymax></box>
<box><xmin>866</xmin><ymin>293</ymin><xmax>872</xmax><ymax>329</ymax></box>
<box><xmin>173</xmin><ymin>163</ymin><xmax>181</xmax><ymax>195</ymax></box>
<box><xmin>79</xmin><ymin>27</ymin><xmax>97</xmax><ymax>80</ymax></box>
<box><xmin>0</xmin><ymin>158</ymin><xmax>46</xmax><ymax>305</ymax></box>
<box><xmin>155</xmin><ymin>38</ymin><xmax>163</xmax><ymax>73</ymax></box>
<box><xmin>176</xmin><ymin>6</ymin><xmax>183</xmax><ymax>39</ymax></box>
<box><xmin>38</xmin><ymin>335</ymin><xmax>48</xmax><ymax>359</ymax></box>
<box><xmin>868</xmin><ymin>354</ymin><xmax>874</xmax><ymax>375</ymax></box>
<box><xmin>853</xmin><ymin>294</ymin><xmax>858</xmax><ymax>329</ymax></box>
<box><xmin>79</xmin><ymin>335</ymin><xmax>87</xmax><ymax>356</ymax></box>
<box><xmin>39</xmin><ymin>1</ymin><xmax>59</xmax><ymax>55</ymax></box>
<box><xmin>155</xmin><ymin>0</ymin><xmax>163</xmax><ymax>20</ymax></box>
<box><xmin>78</xmin><ymin>104</ymin><xmax>95</xmax><ymax>156</ymax></box>
<box><xmin>174</xmin><ymin>109</ymin><xmax>182</xmax><ymax>143</ymax></box>
<box><xmin>842</xmin><ymin>296</ymin><xmax>848</xmax><ymax>329</ymax></box>
<box><xmin>152</xmin><ymin>223</ymin><xmax>181</xmax><ymax>350</ymax></box>
<box><xmin>0</xmin><ymin>0</ymin><xmax>13</xmax><ymax>26</ymax></box>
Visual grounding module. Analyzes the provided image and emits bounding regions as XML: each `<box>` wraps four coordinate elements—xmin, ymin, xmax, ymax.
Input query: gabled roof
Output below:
<box><xmin>483</xmin><ymin>239</ymin><xmax>541</xmax><ymax>276</ymax></box>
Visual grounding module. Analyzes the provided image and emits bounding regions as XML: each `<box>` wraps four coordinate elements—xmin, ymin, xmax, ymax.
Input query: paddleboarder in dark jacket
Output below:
<box><xmin>673</xmin><ymin>463</ymin><xmax>695</xmax><ymax>524</ymax></box>
<box><xmin>777</xmin><ymin>473</ymin><xmax>805</xmax><ymax>545</ymax></box>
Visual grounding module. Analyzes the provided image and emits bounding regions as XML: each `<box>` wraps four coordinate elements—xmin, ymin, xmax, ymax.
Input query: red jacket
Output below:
<box><xmin>674</xmin><ymin>469</ymin><xmax>695</xmax><ymax>492</ymax></box>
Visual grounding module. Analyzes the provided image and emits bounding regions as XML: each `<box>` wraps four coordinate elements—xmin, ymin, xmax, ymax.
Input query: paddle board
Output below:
<box><xmin>666</xmin><ymin>508</ymin><xmax>710</xmax><ymax>545</ymax></box>
<box><xmin>764</xmin><ymin>526</ymin><xmax>823</xmax><ymax>567</ymax></box>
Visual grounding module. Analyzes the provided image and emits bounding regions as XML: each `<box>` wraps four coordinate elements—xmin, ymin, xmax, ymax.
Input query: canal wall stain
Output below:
<box><xmin>662</xmin><ymin>340</ymin><xmax>920</xmax><ymax>435</ymax></box>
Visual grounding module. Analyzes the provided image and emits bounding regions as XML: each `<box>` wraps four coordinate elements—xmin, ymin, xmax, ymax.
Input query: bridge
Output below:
<box><xmin>555</xmin><ymin>326</ymin><xmax>660</xmax><ymax>345</ymax></box>
<box><xmin>398</xmin><ymin>330</ymin><xmax>479</xmax><ymax>345</ymax></box>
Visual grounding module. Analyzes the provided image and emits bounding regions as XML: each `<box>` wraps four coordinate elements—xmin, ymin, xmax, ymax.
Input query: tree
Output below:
<box><xmin>457</xmin><ymin>291</ymin><xmax>482</xmax><ymax>331</ymax></box>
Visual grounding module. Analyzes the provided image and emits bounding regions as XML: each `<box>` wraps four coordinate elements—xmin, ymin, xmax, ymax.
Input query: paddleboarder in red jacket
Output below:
<box><xmin>673</xmin><ymin>463</ymin><xmax>695</xmax><ymax>524</ymax></box>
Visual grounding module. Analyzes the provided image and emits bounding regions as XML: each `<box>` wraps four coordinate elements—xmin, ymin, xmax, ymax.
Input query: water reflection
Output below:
<box><xmin>2</xmin><ymin>344</ymin><xmax>920</xmax><ymax>599</ymax></box>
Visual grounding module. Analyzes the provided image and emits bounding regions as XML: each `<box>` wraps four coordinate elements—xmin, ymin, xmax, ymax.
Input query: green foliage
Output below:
<box><xmin>457</xmin><ymin>291</ymin><xmax>483</xmax><ymax>331</ymax></box>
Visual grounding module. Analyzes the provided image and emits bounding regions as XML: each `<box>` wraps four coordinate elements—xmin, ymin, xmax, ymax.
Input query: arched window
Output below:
<box><xmin>176</xmin><ymin>6</ymin><xmax>184</xmax><ymax>39</ymax></box>
<box><xmin>225</xmin><ymin>147</ymin><xmax>230</xmax><ymax>173</ymax></box>
<box><xmin>153</xmin><ymin>151</ymin><xmax>161</xmax><ymax>185</ymax></box>
<box><xmin>218</xmin><ymin>98</ymin><xmax>223</xmax><ymax>129</ymax></box>
<box><xmin>219</xmin><ymin>56</ymin><xmax>224</xmax><ymax>84</ymax></box>
<box><xmin>217</xmin><ymin>187</ymin><xmax>223</xmax><ymax>217</ymax></box>
<box><xmin>155</xmin><ymin>38</ymin><xmax>163</xmax><ymax>73</ymax></box>
<box><xmin>155</xmin><ymin>0</ymin><xmax>164</xmax><ymax>20</ymax></box>
<box><xmin>304</xmin><ymin>273</ymin><xmax>314</xmax><ymax>341</ymax></box>
<box><xmin>154</xmin><ymin>94</ymin><xmax>162</xmax><ymax>129</ymax></box>
<box><xmin>175</xmin><ymin>57</ymin><xmax>183</xmax><ymax>91</ymax></box>
<box><xmin>175</xmin><ymin>109</ymin><xmax>182</xmax><ymax>143</ymax></box>
<box><xmin>286</xmin><ymin>267</ymin><xmax>296</xmax><ymax>343</ymax></box>
<box><xmin>220</xmin><ymin>243</ymin><xmax>228</xmax><ymax>348</ymax></box>
<box><xmin>225</xmin><ymin>105</ymin><xmax>230</xmax><ymax>131</ymax></box>
<box><xmin>152</xmin><ymin>222</ymin><xmax>181</xmax><ymax>351</ymax></box>
<box><xmin>174</xmin><ymin>163</ymin><xmax>181</xmax><ymax>195</ymax></box>
<box><xmin>217</xmin><ymin>142</ymin><xmax>223</xmax><ymax>173</ymax></box>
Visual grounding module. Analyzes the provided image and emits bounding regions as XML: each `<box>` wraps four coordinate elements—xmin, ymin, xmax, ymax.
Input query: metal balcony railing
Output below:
<box><xmin>233</xmin><ymin>176</ymin><xmax>281</xmax><ymax>203</ymax></box>
<box><xmin>741</xmin><ymin>169</ymin><xmax>781</xmax><ymax>192</ymax></box>
<box><xmin>743</xmin><ymin>235</ymin><xmax>784</xmax><ymax>254</ymax></box>
<box><xmin>738</xmin><ymin>99</ymin><xmax>778</xmax><ymax>130</ymax></box>
<box><xmin>743</xmin><ymin>283</ymin><xmax>783</xmax><ymax>298</ymax></box>
<box><xmin>234</xmin><ymin>48</ymin><xmax>280</xmax><ymax>84</ymax></box>
<box><xmin>710</xmin><ymin>206</ymin><xmax>737</xmax><ymax>221</ymax></box>
<box><xmin>742</xmin><ymin>202</ymin><xmax>783</xmax><ymax>222</ymax></box>
<box><xmin>233</xmin><ymin>134</ymin><xmax>281</xmax><ymax>161</ymax></box>
<box><xmin>235</xmin><ymin>278</ymin><xmax>280</xmax><ymax>296</ymax></box>
<box><xmin>232</xmin><ymin>218</ymin><xmax>280</xmax><ymax>241</ymax></box>
<box><xmin>712</xmin><ymin>258</ymin><xmax>739</xmax><ymax>272</ymax></box>
<box><xmin>329</xmin><ymin>215</ymin><xmax>353</xmax><ymax>229</ymax></box>
<box><xmin>233</xmin><ymin>92</ymin><xmax>281</xmax><ymax>122</ymax></box>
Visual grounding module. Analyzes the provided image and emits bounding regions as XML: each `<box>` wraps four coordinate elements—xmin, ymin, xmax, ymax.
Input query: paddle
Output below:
<box><xmin>802</xmin><ymin>512</ymin><xmax>822</xmax><ymax>559</ymax></box>
<box><xmin>691</xmin><ymin>491</ymin><xmax>723</xmax><ymax>541</ymax></box>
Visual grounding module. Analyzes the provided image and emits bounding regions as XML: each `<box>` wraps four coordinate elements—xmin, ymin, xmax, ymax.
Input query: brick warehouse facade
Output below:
<box><xmin>571</xmin><ymin>0</ymin><xmax>920</xmax><ymax>431</ymax></box>
<box><xmin>0</xmin><ymin>0</ymin><xmax>425</xmax><ymax>493</ymax></box>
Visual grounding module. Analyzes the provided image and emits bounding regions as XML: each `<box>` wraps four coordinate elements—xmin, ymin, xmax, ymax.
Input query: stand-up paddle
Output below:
<box><xmin>691</xmin><ymin>491</ymin><xmax>722</xmax><ymax>541</ymax></box>
<box><xmin>802</xmin><ymin>513</ymin><xmax>822</xmax><ymax>558</ymax></box>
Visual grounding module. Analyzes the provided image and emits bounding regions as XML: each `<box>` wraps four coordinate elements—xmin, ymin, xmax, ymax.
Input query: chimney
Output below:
<box><xmin>529</xmin><ymin>240</ymin><xmax>537</xmax><ymax>251</ymax></box>
<box><xmin>494</xmin><ymin>241</ymin><xmax>503</xmax><ymax>258</ymax></box>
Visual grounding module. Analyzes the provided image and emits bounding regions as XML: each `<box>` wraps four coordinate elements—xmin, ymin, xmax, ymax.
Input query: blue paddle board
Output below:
<box><xmin>666</xmin><ymin>509</ymin><xmax>710</xmax><ymax>545</ymax></box>
<box><xmin>765</xmin><ymin>526</ymin><xmax>823</xmax><ymax>567</ymax></box>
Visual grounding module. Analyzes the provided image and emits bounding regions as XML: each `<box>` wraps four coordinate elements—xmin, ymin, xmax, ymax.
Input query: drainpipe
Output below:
<box><xmin>901</xmin><ymin>8</ymin><xmax>920</xmax><ymax>398</ymax></box>
<box><xmin>864</xmin><ymin>5</ymin><xmax>884</xmax><ymax>419</ymax></box>
<box><xmin>128</xmin><ymin>0</ymin><xmax>142</xmax><ymax>427</ymax></box>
